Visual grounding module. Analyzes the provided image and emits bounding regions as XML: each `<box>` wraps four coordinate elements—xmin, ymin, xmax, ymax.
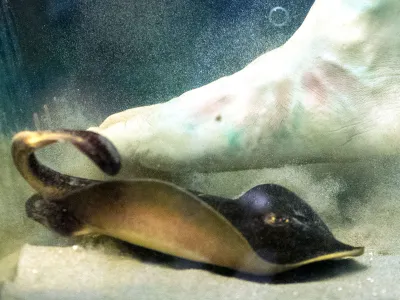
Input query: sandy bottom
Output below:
<box><xmin>1</xmin><ymin>243</ymin><xmax>399</xmax><ymax>300</ymax></box>
<box><xmin>1</xmin><ymin>130</ymin><xmax>400</xmax><ymax>299</ymax></box>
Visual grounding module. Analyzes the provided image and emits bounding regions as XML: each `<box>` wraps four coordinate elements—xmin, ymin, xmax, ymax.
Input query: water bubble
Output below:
<box><xmin>268</xmin><ymin>6</ymin><xmax>289</xmax><ymax>27</ymax></box>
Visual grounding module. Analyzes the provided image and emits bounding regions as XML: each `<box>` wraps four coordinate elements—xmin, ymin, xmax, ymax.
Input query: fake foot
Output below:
<box><xmin>89</xmin><ymin>0</ymin><xmax>400</xmax><ymax>176</ymax></box>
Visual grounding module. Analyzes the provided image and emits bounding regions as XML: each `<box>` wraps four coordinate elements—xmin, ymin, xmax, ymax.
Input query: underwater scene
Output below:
<box><xmin>1</xmin><ymin>0</ymin><xmax>400</xmax><ymax>299</ymax></box>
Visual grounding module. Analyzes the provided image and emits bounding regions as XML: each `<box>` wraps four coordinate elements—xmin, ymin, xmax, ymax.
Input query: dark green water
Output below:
<box><xmin>1</xmin><ymin>0</ymin><xmax>313</xmax><ymax>132</ymax></box>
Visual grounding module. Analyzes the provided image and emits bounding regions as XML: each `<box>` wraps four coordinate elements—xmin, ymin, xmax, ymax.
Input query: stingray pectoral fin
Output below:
<box><xmin>84</xmin><ymin>180</ymin><xmax>270</xmax><ymax>273</ymax></box>
<box><xmin>12</xmin><ymin>130</ymin><xmax>121</xmax><ymax>197</ymax></box>
<box><xmin>27</xmin><ymin>179</ymin><xmax>283</xmax><ymax>274</ymax></box>
<box><xmin>84</xmin><ymin>181</ymin><xmax>364</xmax><ymax>275</ymax></box>
<box><xmin>282</xmin><ymin>243</ymin><xmax>364</xmax><ymax>273</ymax></box>
<box><xmin>300</xmin><ymin>246</ymin><xmax>364</xmax><ymax>264</ymax></box>
<box><xmin>25</xmin><ymin>180</ymin><xmax>365</xmax><ymax>275</ymax></box>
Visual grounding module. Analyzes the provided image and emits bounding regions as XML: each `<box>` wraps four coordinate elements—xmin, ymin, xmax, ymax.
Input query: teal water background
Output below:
<box><xmin>1</xmin><ymin>0</ymin><xmax>313</xmax><ymax>132</ymax></box>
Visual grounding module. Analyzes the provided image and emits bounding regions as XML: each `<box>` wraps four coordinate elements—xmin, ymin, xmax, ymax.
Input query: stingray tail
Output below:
<box><xmin>11</xmin><ymin>130</ymin><xmax>121</xmax><ymax>198</ymax></box>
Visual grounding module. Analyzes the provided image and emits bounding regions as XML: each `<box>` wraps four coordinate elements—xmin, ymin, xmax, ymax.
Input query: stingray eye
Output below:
<box><xmin>263</xmin><ymin>213</ymin><xmax>289</xmax><ymax>226</ymax></box>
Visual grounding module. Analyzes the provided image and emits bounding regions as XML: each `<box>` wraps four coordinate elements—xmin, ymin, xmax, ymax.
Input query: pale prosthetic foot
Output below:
<box><xmin>89</xmin><ymin>0</ymin><xmax>400</xmax><ymax>177</ymax></box>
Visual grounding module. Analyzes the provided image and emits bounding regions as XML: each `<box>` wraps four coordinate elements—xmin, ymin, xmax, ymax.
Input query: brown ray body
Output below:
<box><xmin>14</xmin><ymin>130</ymin><xmax>364</xmax><ymax>275</ymax></box>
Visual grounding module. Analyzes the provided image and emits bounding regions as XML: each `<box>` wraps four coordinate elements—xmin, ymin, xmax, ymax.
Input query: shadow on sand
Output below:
<box><xmin>118</xmin><ymin>240</ymin><xmax>367</xmax><ymax>284</ymax></box>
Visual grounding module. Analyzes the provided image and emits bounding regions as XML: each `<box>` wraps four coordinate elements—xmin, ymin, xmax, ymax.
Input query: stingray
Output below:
<box><xmin>12</xmin><ymin>129</ymin><xmax>364</xmax><ymax>275</ymax></box>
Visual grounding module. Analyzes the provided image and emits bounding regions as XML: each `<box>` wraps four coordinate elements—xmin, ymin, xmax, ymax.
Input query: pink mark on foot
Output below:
<box><xmin>301</xmin><ymin>71</ymin><xmax>328</xmax><ymax>107</ymax></box>
<box><xmin>302</xmin><ymin>61</ymin><xmax>362</xmax><ymax>110</ymax></box>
